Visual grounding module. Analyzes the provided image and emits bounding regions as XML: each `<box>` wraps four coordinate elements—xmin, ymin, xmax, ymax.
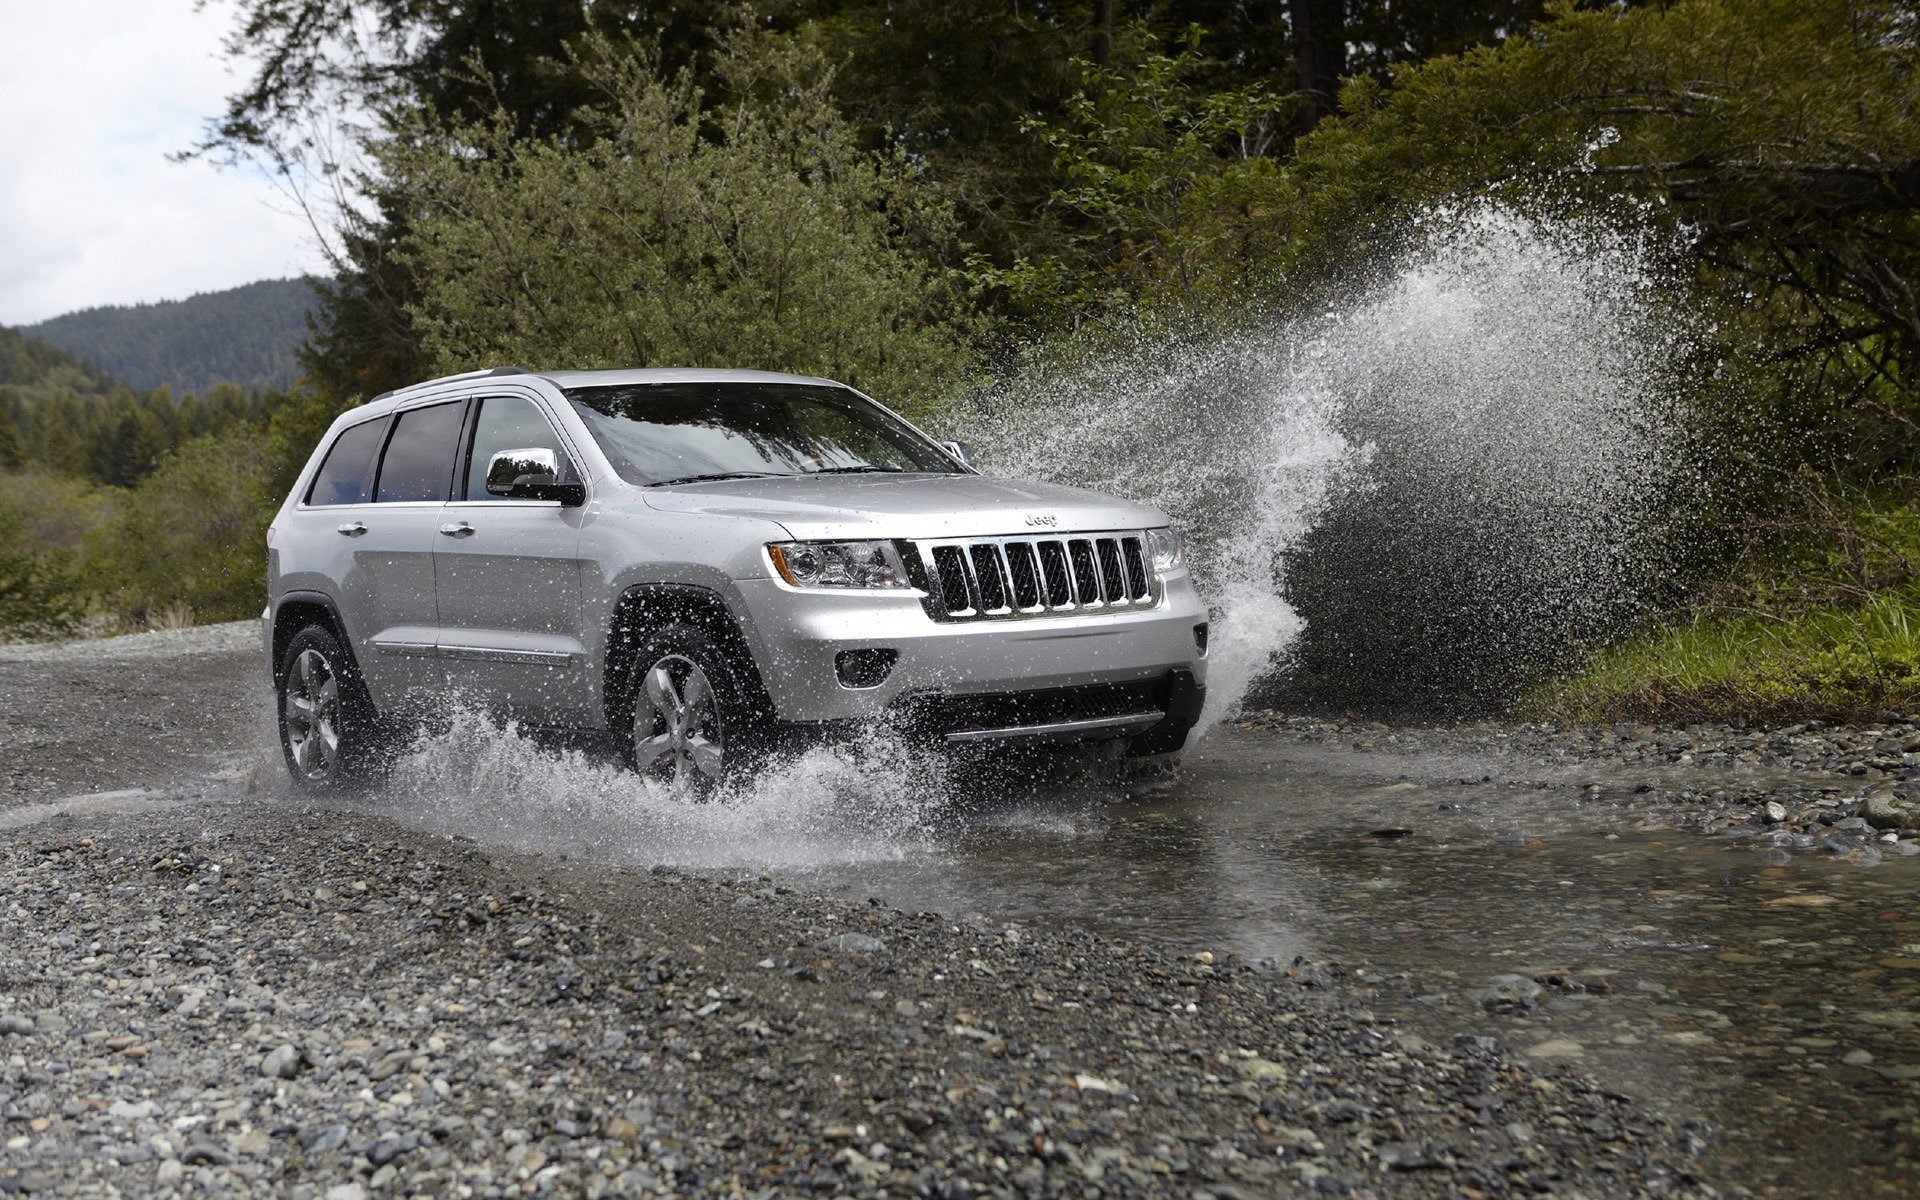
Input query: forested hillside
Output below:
<box><xmin>18</xmin><ymin>278</ymin><xmax>315</xmax><ymax>396</ymax></box>
<box><xmin>0</xmin><ymin>325</ymin><xmax>309</xmax><ymax>637</ymax></box>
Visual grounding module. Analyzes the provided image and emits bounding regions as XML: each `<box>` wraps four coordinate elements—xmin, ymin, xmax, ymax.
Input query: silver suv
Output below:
<box><xmin>264</xmin><ymin>367</ymin><xmax>1208</xmax><ymax>792</ymax></box>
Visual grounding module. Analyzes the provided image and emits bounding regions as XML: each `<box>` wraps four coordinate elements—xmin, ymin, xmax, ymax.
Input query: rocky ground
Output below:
<box><xmin>0</xmin><ymin>801</ymin><xmax>1712</xmax><ymax>1199</ymax></box>
<box><xmin>18</xmin><ymin>625</ymin><xmax>1920</xmax><ymax>1197</ymax></box>
<box><xmin>0</xmin><ymin>622</ymin><xmax>263</xmax><ymax>805</ymax></box>
<box><xmin>1239</xmin><ymin>710</ymin><xmax>1920</xmax><ymax>865</ymax></box>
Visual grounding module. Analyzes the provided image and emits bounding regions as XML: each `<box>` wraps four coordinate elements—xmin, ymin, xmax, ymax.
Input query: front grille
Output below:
<box><xmin>915</xmin><ymin>531</ymin><xmax>1159</xmax><ymax>621</ymax></box>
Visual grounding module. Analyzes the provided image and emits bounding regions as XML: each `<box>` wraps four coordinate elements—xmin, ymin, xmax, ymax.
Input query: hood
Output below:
<box><xmin>639</xmin><ymin>473</ymin><xmax>1167</xmax><ymax>540</ymax></box>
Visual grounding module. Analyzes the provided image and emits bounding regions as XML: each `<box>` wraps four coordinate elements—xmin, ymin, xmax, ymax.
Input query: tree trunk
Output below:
<box><xmin>1289</xmin><ymin>0</ymin><xmax>1346</xmax><ymax>132</ymax></box>
<box><xmin>1093</xmin><ymin>0</ymin><xmax>1113</xmax><ymax>67</ymax></box>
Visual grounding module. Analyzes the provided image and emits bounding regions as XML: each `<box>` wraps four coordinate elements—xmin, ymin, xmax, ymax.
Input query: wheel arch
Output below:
<box><xmin>270</xmin><ymin>591</ymin><xmax>360</xmax><ymax>687</ymax></box>
<box><xmin>605</xmin><ymin>583</ymin><xmax>776</xmax><ymax>729</ymax></box>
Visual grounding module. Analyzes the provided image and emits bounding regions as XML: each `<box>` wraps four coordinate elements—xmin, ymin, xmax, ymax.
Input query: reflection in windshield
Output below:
<box><xmin>565</xmin><ymin>382</ymin><xmax>958</xmax><ymax>486</ymax></box>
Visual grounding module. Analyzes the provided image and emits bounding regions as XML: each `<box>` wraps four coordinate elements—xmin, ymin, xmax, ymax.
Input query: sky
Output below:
<box><xmin>0</xmin><ymin>0</ymin><xmax>332</xmax><ymax>327</ymax></box>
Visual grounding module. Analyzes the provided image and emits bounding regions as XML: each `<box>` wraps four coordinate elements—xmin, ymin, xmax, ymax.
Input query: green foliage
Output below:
<box><xmin>1530</xmin><ymin>597</ymin><xmax>1920</xmax><ymax>724</ymax></box>
<box><xmin>1271</xmin><ymin>1</ymin><xmax>1920</xmax><ymax>425</ymax></box>
<box><xmin>0</xmin><ymin>470</ymin><xmax>110</xmax><ymax>637</ymax></box>
<box><xmin>19</xmin><ymin>280</ymin><xmax>316</xmax><ymax>396</ymax></box>
<box><xmin>0</xmin><ymin>330</ymin><xmax>278</xmax><ymax>488</ymax></box>
<box><xmin>1004</xmin><ymin>26</ymin><xmax>1296</xmax><ymax>319</ymax></box>
<box><xmin>386</xmin><ymin>28</ymin><xmax>984</xmax><ymax>413</ymax></box>
<box><xmin>91</xmin><ymin>431</ymin><xmax>276</xmax><ymax>626</ymax></box>
<box><xmin>1532</xmin><ymin>494</ymin><xmax>1920</xmax><ymax>722</ymax></box>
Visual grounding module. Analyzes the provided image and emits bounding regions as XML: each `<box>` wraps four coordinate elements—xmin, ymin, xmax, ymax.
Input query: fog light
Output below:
<box><xmin>835</xmin><ymin>648</ymin><xmax>898</xmax><ymax>689</ymax></box>
<box><xmin>1193</xmin><ymin>622</ymin><xmax>1209</xmax><ymax>657</ymax></box>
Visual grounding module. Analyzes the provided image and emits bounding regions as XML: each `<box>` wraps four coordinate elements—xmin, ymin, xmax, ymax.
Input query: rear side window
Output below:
<box><xmin>305</xmin><ymin>418</ymin><xmax>386</xmax><ymax>506</ymax></box>
<box><xmin>463</xmin><ymin>396</ymin><xmax>575</xmax><ymax>501</ymax></box>
<box><xmin>374</xmin><ymin>401</ymin><xmax>466</xmax><ymax>503</ymax></box>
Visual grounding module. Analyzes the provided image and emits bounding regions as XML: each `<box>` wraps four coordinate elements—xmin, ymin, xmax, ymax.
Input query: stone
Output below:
<box><xmin>181</xmin><ymin>1141</ymin><xmax>232</xmax><ymax>1166</ymax></box>
<box><xmin>814</xmin><ymin>933</ymin><xmax>886</xmax><ymax>954</ymax></box>
<box><xmin>261</xmin><ymin>1043</ymin><xmax>301</xmax><ymax>1079</ymax></box>
<box><xmin>302</xmin><ymin>1124</ymin><xmax>350</xmax><ymax>1154</ymax></box>
<box><xmin>1521</xmin><ymin>1038</ymin><xmax>1585</xmax><ymax>1060</ymax></box>
<box><xmin>1865</xmin><ymin>795</ymin><xmax>1920</xmax><ymax>831</ymax></box>
<box><xmin>1764</xmin><ymin>800</ymin><xmax>1789</xmax><ymax>823</ymax></box>
<box><xmin>324</xmin><ymin>1186</ymin><xmax>368</xmax><ymax>1200</ymax></box>
<box><xmin>367</xmin><ymin>1135</ymin><xmax>412</xmax><ymax>1167</ymax></box>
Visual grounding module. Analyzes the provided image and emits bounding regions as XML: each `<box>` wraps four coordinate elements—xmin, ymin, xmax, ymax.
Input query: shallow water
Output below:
<box><xmin>768</xmin><ymin>730</ymin><xmax>1920</xmax><ymax>1199</ymax></box>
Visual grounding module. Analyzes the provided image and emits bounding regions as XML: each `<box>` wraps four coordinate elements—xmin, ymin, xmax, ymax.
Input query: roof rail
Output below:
<box><xmin>367</xmin><ymin>364</ymin><xmax>540</xmax><ymax>403</ymax></box>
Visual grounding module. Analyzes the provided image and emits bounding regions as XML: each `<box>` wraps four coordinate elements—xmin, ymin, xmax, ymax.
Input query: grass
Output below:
<box><xmin>1529</xmin><ymin>596</ymin><xmax>1920</xmax><ymax>724</ymax></box>
<box><xmin>1526</xmin><ymin>495</ymin><xmax>1920</xmax><ymax>725</ymax></box>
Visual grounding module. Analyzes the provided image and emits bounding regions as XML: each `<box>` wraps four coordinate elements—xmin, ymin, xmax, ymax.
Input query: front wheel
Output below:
<box><xmin>624</xmin><ymin>624</ymin><xmax>755</xmax><ymax>799</ymax></box>
<box><xmin>276</xmin><ymin>625</ymin><xmax>382</xmax><ymax>788</ymax></box>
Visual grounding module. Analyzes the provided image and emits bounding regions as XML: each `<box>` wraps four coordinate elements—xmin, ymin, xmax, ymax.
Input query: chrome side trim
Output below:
<box><xmin>371</xmin><ymin>640</ymin><xmax>438</xmax><ymax>657</ymax></box>
<box><xmin>370</xmin><ymin>640</ymin><xmax>577</xmax><ymax>665</ymax></box>
<box><xmin>942</xmin><ymin>710</ymin><xmax>1164</xmax><ymax>744</ymax></box>
<box><xmin>440</xmin><ymin>644</ymin><xmax>577</xmax><ymax>666</ymax></box>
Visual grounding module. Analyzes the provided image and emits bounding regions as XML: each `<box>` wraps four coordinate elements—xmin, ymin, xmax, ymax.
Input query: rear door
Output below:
<box><xmin>347</xmin><ymin>398</ymin><xmax>468</xmax><ymax>710</ymax></box>
<box><xmin>432</xmin><ymin>391</ymin><xmax>592</xmax><ymax>723</ymax></box>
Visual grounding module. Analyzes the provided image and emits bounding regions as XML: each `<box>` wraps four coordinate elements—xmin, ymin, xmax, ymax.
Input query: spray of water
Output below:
<box><xmin>368</xmin><ymin>707</ymin><xmax>945</xmax><ymax>869</ymax></box>
<box><xmin>973</xmin><ymin>200</ymin><xmax>1690</xmax><ymax>718</ymax></box>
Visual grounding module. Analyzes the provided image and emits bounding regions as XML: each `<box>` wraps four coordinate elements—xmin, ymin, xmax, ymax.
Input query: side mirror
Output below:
<box><xmin>939</xmin><ymin>440</ymin><xmax>972</xmax><ymax>470</ymax></box>
<box><xmin>486</xmin><ymin>448</ymin><xmax>584</xmax><ymax>505</ymax></box>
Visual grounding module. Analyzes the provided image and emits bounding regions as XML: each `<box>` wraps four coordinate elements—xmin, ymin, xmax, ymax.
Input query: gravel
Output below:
<box><xmin>0</xmin><ymin>803</ymin><xmax>1717</xmax><ymax>1198</ymax></box>
<box><xmin>1239</xmin><ymin>709</ymin><xmax>1920</xmax><ymax>863</ymax></box>
<box><xmin>0</xmin><ymin>621</ymin><xmax>265</xmax><ymax>806</ymax></box>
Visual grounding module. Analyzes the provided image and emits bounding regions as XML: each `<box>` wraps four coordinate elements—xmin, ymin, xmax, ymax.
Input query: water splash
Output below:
<box><xmin>371</xmin><ymin>707</ymin><xmax>946</xmax><ymax>869</ymax></box>
<box><xmin>971</xmin><ymin>200</ymin><xmax>1690</xmax><ymax>718</ymax></box>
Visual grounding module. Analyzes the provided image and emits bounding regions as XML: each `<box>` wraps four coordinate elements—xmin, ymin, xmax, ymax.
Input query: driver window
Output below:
<box><xmin>464</xmin><ymin>396</ymin><xmax>575</xmax><ymax>501</ymax></box>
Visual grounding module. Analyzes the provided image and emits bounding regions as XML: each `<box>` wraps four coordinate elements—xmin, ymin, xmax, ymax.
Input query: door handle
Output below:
<box><xmin>336</xmin><ymin>522</ymin><xmax>368</xmax><ymax>537</ymax></box>
<box><xmin>439</xmin><ymin>522</ymin><xmax>476</xmax><ymax>538</ymax></box>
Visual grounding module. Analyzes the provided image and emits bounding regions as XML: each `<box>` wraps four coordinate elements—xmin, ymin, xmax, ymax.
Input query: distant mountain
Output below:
<box><xmin>0</xmin><ymin>326</ymin><xmax>123</xmax><ymax>397</ymax></box>
<box><xmin>17</xmin><ymin>278</ymin><xmax>316</xmax><ymax>397</ymax></box>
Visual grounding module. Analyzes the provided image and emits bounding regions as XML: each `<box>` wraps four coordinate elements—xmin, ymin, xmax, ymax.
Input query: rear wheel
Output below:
<box><xmin>624</xmin><ymin>624</ymin><xmax>755</xmax><ymax>799</ymax></box>
<box><xmin>276</xmin><ymin>625</ymin><xmax>382</xmax><ymax>788</ymax></box>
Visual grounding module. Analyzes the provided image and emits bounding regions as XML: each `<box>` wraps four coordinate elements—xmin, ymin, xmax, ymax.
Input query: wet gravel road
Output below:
<box><xmin>4</xmin><ymin>622</ymin><xmax>1913</xmax><ymax>1197</ymax></box>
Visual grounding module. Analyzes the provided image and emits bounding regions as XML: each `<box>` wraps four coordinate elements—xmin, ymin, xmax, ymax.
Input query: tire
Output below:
<box><xmin>622</xmin><ymin>622</ymin><xmax>758</xmax><ymax>799</ymax></box>
<box><xmin>276</xmin><ymin>624</ymin><xmax>384</xmax><ymax>788</ymax></box>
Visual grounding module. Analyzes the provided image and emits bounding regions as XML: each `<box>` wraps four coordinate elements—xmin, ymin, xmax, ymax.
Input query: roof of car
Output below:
<box><xmin>536</xmin><ymin>367</ymin><xmax>841</xmax><ymax>389</ymax></box>
<box><xmin>333</xmin><ymin>366</ymin><xmax>851</xmax><ymax>430</ymax></box>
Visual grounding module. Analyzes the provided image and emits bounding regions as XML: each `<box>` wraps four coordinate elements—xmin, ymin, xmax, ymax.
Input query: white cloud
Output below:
<box><xmin>0</xmin><ymin>0</ymin><xmax>331</xmax><ymax>325</ymax></box>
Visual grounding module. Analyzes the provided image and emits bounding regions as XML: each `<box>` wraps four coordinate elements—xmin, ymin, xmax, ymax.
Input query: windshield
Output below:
<box><xmin>564</xmin><ymin>382</ymin><xmax>960</xmax><ymax>486</ymax></box>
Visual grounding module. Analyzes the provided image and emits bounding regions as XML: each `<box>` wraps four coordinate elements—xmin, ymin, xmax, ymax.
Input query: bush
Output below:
<box><xmin>385</xmin><ymin>27</ymin><xmax>985</xmax><ymax>417</ymax></box>
<box><xmin>0</xmin><ymin>469</ymin><xmax>117</xmax><ymax>638</ymax></box>
<box><xmin>92</xmin><ymin>431</ymin><xmax>274</xmax><ymax>626</ymax></box>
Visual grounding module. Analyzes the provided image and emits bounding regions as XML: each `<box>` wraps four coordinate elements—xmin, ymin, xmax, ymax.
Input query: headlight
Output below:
<box><xmin>1146</xmin><ymin>526</ymin><xmax>1184</xmax><ymax>573</ymax></box>
<box><xmin>767</xmin><ymin>541</ymin><xmax>911</xmax><ymax>589</ymax></box>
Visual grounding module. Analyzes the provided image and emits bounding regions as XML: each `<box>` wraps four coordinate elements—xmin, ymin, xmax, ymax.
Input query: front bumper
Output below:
<box><xmin>731</xmin><ymin>574</ymin><xmax>1210</xmax><ymax>743</ymax></box>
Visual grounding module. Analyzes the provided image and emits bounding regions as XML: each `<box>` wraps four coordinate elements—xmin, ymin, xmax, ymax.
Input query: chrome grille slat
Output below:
<box><xmin>918</xmin><ymin>530</ymin><xmax>1161</xmax><ymax>622</ymax></box>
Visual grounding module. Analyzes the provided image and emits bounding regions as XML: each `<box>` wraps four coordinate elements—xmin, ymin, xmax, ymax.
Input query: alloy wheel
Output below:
<box><xmin>284</xmin><ymin>648</ymin><xmax>342</xmax><ymax>780</ymax></box>
<box><xmin>633</xmin><ymin>654</ymin><xmax>726</xmax><ymax>795</ymax></box>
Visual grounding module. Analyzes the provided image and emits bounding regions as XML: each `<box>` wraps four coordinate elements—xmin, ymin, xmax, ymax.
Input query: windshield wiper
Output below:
<box><xmin>648</xmin><ymin>471</ymin><xmax>794</xmax><ymax>487</ymax></box>
<box><xmin>808</xmin><ymin>465</ymin><xmax>907</xmax><ymax>475</ymax></box>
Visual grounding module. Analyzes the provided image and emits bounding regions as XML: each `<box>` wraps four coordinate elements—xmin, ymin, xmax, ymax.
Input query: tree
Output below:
<box><xmin>1289</xmin><ymin>0</ymin><xmax>1345</xmax><ymax>130</ymax></box>
<box><xmin>384</xmin><ymin>30</ymin><xmax>984</xmax><ymax>413</ymax></box>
